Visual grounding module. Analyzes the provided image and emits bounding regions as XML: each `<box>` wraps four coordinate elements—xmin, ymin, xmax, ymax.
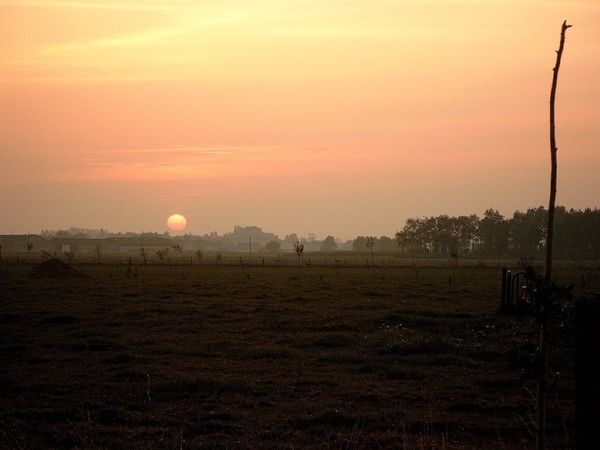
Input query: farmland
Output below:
<box><xmin>0</xmin><ymin>257</ymin><xmax>586</xmax><ymax>449</ymax></box>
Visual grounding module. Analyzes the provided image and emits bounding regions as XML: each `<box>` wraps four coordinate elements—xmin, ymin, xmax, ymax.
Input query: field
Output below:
<box><xmin>0</xmin><ymin>257</ymin><xmax>584</xmax><ymax>449</ymax></box>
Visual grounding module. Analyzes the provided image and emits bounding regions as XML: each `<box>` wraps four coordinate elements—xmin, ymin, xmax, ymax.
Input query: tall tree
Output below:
<box><xmin>509</xmin><ymin>207</ymin><xmax>547</xmax><ymax>259</ymax></box>
<box><xmin>478</xmin><ymin>208</ymin><xmax>508</xmax><ymax>258</ymax></box>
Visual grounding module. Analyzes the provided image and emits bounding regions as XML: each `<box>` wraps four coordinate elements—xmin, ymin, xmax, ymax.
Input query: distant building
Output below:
<box><xmin>109</xmin><ymin>237</ymin><xmax>174</xmax><ymax>252</ymax></box>
<box><xmin>0</xmin><ymin>235</ymin><xmax>54</xmax><ymax>252</ymax></box>
<box><xmin>51</xmin><ymin>238</ymin><xmax>118</xmax><ymax>253</ymax></box>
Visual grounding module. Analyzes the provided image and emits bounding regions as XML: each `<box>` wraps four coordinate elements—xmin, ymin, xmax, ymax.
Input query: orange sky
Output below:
<box><xmin>1</xmin><ymin>1</ymin><xmax>599</xmax><ymax>240</ymax></box>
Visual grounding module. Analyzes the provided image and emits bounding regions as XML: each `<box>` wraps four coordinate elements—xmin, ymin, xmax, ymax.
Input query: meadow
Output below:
<box><xmin>0</xmin><ymin>256</ymin><xmax>585</xmax><ymax>449</ymax></box>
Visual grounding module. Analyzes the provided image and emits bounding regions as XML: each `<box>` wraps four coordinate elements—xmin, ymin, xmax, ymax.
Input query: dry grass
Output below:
<box><xmin>0</xmin><ymin>262</ymin><xmax>581</xmax><ymax>449</ymax></box>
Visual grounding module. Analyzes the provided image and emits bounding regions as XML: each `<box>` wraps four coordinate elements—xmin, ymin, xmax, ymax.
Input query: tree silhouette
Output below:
<box><xmin>537</xmin><ymin>20</ymin><xmax>572</xmax><ymax>450</ymax></box>
<box><xmin>365</xmin><ymin>237</ymin><xmax>375</xmax><ymax>265</ymax></box>
<box><xmin>93</xmin><ymin>244</ymin><xmax>101</xmax><ymax>262</ymax></box>
<box><xmin>64</xmin><ymin>250</ymin><xmax>75</xmax><ymax>264</ymax></box>
<box><xmin>320</xmin><ymin>236</ymin><xmax>337</xmax><ymax>252</ymax></box>
<box><xmin>293</xmin><ymin>241</ymin><xmax>304</xmax><ymax>274</ymax></box>
<box><xmin>155</xmin><ymin>249</ymin><xmax>166</xmax><ymax>264</ymax></box>
<box><xmin>139</xmin><ymin>246</ymin><xmax>147</xmax><ymax>264</ymax></box>
<box><xmin>265</xmin><ymin>240</ymin><xmax>281</xmax><ymax>252</ymax></box>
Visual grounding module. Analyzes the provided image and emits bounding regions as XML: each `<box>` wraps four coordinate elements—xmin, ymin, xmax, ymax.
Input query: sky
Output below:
<box><xmin>1</xmin><ymin>0</ymin><xmax>599</xmax><ymax>241</ymax></box>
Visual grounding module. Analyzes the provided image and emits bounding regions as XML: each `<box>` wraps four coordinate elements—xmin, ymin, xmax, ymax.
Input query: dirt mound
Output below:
<box><xmin>26</xmin><ymin>259</ymin><xmax>91</xmax><ymax>279</ymax></box>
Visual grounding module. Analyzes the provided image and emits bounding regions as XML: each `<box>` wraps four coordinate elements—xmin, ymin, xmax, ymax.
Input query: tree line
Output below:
<box><xmin>391</xmin><ymin>206</ymin><xmax>600</xmax><ymax>260</ymax></box>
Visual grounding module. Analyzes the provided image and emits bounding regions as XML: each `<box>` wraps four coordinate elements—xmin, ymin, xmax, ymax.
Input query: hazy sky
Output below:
<box><xmin>1</xmin><ymin>1</ymin><xmax>599</xmax><ymax>240</ymax></box>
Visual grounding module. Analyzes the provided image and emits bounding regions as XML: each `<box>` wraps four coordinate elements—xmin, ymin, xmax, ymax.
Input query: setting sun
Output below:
<box><xmin>167</xmin><ymin>214</ymin><xmax>187</xmax><ymax>231</ymax></box>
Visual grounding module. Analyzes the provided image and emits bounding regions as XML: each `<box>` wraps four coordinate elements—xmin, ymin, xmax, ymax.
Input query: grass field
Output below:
<box><xmin>0</xmin><ymin>259</ymin><xmax>585</xmax><ymax>449</ymax></box>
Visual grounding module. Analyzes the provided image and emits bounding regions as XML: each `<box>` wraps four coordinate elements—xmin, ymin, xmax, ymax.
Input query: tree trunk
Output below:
<box><xmin>538</xmin><ymin>20</ymin><xmax>571</xmax><ymax>450</ymax></box>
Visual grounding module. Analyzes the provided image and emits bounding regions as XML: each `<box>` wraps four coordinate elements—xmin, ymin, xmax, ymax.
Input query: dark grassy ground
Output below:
<box><xmin>0</xmin><ymin>261</ymin><xmax>582</xmax><ymax>449</ymax></box>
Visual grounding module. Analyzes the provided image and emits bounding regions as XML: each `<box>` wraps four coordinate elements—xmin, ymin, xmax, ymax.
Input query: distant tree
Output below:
<box><xmin>140</xmin><ymin>246</ymin><xmax>147</xmax><ymax>264</ymax></box>
<box><xmin>155</xmin><ymin>249</ymin><xmax>166</xmax><ymax>264</ymax></box>
<box><xmin>478</xmin><ymin>208</ymin><xmax>509</xmax><ymax>258</ymax></box>
<box><xmin>195</xmin><ymin>249</ymin><xmax>203</xmax><ymax>263</ymax></box>
<box><xmin>366</xmin><ymin>236</ymin><xmax>375</xmax><ymax>264</ymax></box>
<box><xmin>225</xmin><ymin>225</ymin><xmax>278</xmax><ymax>243</ymax></box>
<box><xmin>294</xmin><ymin>241</ymin><xmax>304</xmax><ymax>273</ymax></box>
<box><xmin>64</xmin><ymin>250</ymin><xmax>75</xmax><ymax>264</ymax></box>
<box><xmin>172</xmin><ymin>244</ymin><xmax>183</xmax><ymax>253</ymax></box>
<box><xmin>54</xmin><ymin>229</ymin><xmax>71</xmax><ymax>238</ymax></box>
<box><xmin>450</xmin><ymin>251</ymin><xmax>458</xmax><ymax>284</ymax></box>
<box><xmin>93</xmin><ymin>244</ymin><xmax>101</xmax><ymax>261</ymax></box>
<box><xmin>26</xmin><ymin>240</ymin><xmax>34</xmax><ymax>253</ymax></box>
<box><xmin>395</xmin><ymin>218</ymin><xmax>429</xmax><ymax>256</ymax></box>
<box><xmin>377</xmin><ymin>236</ymin><xmax>396</xmax><ymax>251</ymax></box>
<box><xmin>307</xmin><ymin>233</ymin><xmax>317</xmax><ymax>243</ymax></box>
<box><xmin>352</xmin><ymin>236</ymin><xmax>365</xmax><ymax>252</ymax></box>
<box><xmin>264</xmin><ymin>240</ymin><xmax>281</xmax><ymax>252</ymax></box>
<box><xmin>320</xmin><ymin>236</ymin><xmax>337</xmax><ymax>252</ymax></box>
<box><xmin>284</xmin><ymin>233</ymin><xmax>299</xmax><ymax>242</ymax></box>
<box><xmin>125</xmin><ymin>257</ymin><xmax>133</xmax><ymax>277</ymax></box>
<box><xmin>509</xmin><ymin>207</ymin><xmax>547</xmax><ymax>260</ymax></box>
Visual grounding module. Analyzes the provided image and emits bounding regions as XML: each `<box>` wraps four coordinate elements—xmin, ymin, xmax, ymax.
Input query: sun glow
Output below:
<box><xmin>167</xmin><ymin>214</ymin><xmax>187</xmax><ymax>231</ymax></box>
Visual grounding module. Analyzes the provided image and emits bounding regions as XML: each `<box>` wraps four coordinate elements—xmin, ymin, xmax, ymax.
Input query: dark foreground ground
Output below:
<box><xmin>0</xmin><ymin>262</ymin><xmax>582</xmax><ymax>449</ymax></box>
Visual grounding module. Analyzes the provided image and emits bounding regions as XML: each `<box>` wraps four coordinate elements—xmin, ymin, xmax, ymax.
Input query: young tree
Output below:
<box><xmin>140</xmin><ymin>246</ymin><xmax>147</xmax><ymax>264</ymax></box>
<box><xmin>293</xmin><ymin>240</ymin><xmax>304</xmax><ymax>273</ymax></box>
<box><xmin>537</xmin><ymin>21</ymin><xmax>572</xmax><ymax>450</ymax></box>
<box><xmin>93</xmin><ymin>244</ymin><xmax>101</xmax><ymax>261</ymax></box>
<box><xmin>155</xmin><ymin>249</ymin><xmax>166</xmax><ymax>264</ymax></box>
<box><xmin>64</xmin><ymin>250</ymin><xmax>75</xmax><ymax>264</ymax></box>
<box><xmin>366</xmin><ymin>236</ymin><xmax>375</xmax><ymax>265</ymax></box>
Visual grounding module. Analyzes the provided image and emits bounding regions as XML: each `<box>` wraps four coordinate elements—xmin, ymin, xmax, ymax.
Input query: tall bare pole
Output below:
<box><xmin>538</xmin><ymin>20</ymin><xmax>571</xmax><ymax>450</ymax></box>
<box><xmin>545</xmin><ymin>20</ymin><xmax>572</xmax><ymax>284</ymax></box>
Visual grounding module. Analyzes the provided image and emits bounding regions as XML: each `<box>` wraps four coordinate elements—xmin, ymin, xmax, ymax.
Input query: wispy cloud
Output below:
<box><xmin>39</xmin><ymin>144</ymin><xmax>373</xmax><ymax>183</ymax></box>
<box><xmin>0</xmin><ymin>1</ymin><xmax>185</xmax><ymax>11</ymax></box>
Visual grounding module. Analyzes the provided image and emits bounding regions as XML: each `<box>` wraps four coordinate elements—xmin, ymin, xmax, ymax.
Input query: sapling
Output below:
<box><xmin>366</xmin><ymin>237</ymin><xmax>375</xmax><ymax>265</ymax></box>
<box><xmin>93</xmin><ymin>244</ymin><xmax>101</xmax><ymax>261</ymax></box>
<box><xmin>536</xmin><ymin>20</ymin><xmax>572</xmax><ymax>450</ymax></box>
<box><xmin>139</xmin><ymin>246</ymin><xmax>147</xmax><ymax>264</ymax></box>
<box><xmin>294</xmin><ymin>240</ymin><xmax>304</xmax><ymax>275</ymax></box>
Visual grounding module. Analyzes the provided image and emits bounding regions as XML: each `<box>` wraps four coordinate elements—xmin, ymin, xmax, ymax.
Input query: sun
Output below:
<box><xmin>167</xmin><ymin>214</ymin><xmax>187</xmax><ymax>231</ymax></box>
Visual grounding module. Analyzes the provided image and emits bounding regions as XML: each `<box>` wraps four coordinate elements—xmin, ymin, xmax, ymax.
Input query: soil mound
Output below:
<box><xmin>26</xmin><ymin>259</ymin><xmax>90</xmax><ymax>279</ymax></box>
